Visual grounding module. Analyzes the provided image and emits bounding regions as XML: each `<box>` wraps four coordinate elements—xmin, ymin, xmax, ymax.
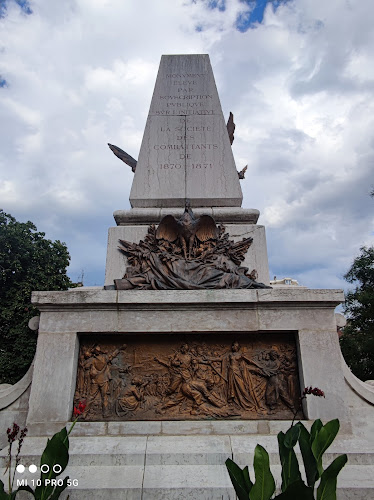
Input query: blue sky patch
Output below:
<box><xmin>0</xmin><ymin>77</ymin><xmax>8</xmax><ymax>88</ymax></box>
<box><xmin>0</xmin><ymin>0</ymin><xmax>33</xmax><ymax>18</ymax></box>
<box><xmin>208</xmin><ymin>0</ymin><xmax>226</xmax><ymax>11</ymax></box>
<box><xmin>236</xmin><ymin>0</ymin><xmax>291</xmax><ymax>32</ymax></box>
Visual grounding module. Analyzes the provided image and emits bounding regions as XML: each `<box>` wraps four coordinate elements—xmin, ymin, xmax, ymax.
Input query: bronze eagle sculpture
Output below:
<box><xmin>156</xmin><ymin>200</ymin><xmax>218</xmax><ymax>260</ymax></box>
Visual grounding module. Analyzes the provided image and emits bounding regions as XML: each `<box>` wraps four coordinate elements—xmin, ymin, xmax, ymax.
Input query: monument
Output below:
<box><xmin>1</xmin><ymin>55</ymin><xmax>374</xmax><ymax>499</ymax></box>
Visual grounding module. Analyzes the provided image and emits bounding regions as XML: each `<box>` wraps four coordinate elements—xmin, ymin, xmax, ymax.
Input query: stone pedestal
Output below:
<box><xmin>27</xmin><ymin>288</ymin><xmax>347</xmax><ymax>428</ymax></box>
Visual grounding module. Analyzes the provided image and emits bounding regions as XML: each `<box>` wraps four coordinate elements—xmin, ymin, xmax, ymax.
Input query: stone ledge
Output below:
<box><xmin>114</xmin><ymin>207</ymin><xmax>260</xmax><ymax>225</ymax></box>
<box><xmin>31</xmin><ymin>288</ymin><xmax>344</xmax><ymax>309</ymax></box>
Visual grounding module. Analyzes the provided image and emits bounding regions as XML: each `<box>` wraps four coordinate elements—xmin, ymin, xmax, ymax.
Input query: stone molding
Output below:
<box><xmin>32</xmin><ymin>288</ymin><xmax>344</xmax><ymax>310</ymax></box>
<box><xmin>114</xmin><ymin>208</ymin><xmax>260</xmax><ymax>226</ymax></box>
<box><xmin>0</xmin><ymin>361</ymin><xmax>34</xmax><ymax>410</ymax></box>
<box><xmin>342</xmin><ymin>353</ymin><xmax>374</xmax><ymax>405</ymax></box>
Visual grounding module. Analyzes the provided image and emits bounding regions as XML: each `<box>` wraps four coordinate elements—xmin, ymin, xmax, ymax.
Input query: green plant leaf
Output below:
<box><xmin>48</xmin><ymin>477</ymin><xmax>70</xmax><ymax>500</ymax></box>
<box><xmin>283</xmin><ymin>425</ymin><xmax>300</xmax><ymax>449</ymax></box>
<box><xmin>317</xmin><ymin>454</ymin><xmax>348</xmax><ymax>500</ymax></box>
<box><xmin>225</xmin><ymin>458</ymin><xmax>252</xmax><ymax>500</ymax></box>
<box><xmin>0</xmin><ymin>479</ymin><xmax>11</xmax><ymax>500</ymax></box>
<box><xmin>312</xmin><ymin>420</ymin><xmax>340</xmax><ymax>476</ymax></box>
<box><xmin>273</xmin><ymin>480</ymin><xmax>314</xmax><ymax>499</ymax></box>
<box><xmin>243</xmin><ymin>466</ymin><xmax>253</xmax><ymax>492</ymax></box>
<box><xmin>35</xmin><ymin>427</ymin><xmax>70</xmax><ymax>500</ymax></box>
<box><xmin>277</xmin><ymin>431</ymin><xmax>301</xmax><ymax>492</ymax></box>
<box><xmin>310</xmin><ymin>419</ymin><xmax>323</xmax><ymax>444</ymax></box>
<box><xmin>296</xmin><ymin>422</ymin><xmax>319</xmax><ymax>487</ymax></box>
<box><xmin>249</xmin><ymin>445</ymin><xmax>275</xmax><ymax>500</ymax></box>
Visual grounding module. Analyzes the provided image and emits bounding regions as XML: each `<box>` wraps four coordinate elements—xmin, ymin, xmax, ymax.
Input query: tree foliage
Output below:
<box><xmin>340</xmin><ymin>246</ymin><xmax>374</xmax><ymax>381</ymax></box>
<box><xmin>0</xmin><ymin>210</ymin><xmax>74</xmax><ymax>384</ymax></box>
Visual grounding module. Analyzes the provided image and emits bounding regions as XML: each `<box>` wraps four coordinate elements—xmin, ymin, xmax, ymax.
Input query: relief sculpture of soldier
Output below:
<box><xmin>74</xmin><ymin>336</ymin><xmax>301</xmax><ymax>421</ymax></box>
<box><xmin>78</xmin><ymin>344</ymin><xmax>127</xmax><ymax>418</ymax></box>
<box><xmin>154</xmin><ymin>343</ymin><xmax>229</xmax><ymax>416</ymax></box>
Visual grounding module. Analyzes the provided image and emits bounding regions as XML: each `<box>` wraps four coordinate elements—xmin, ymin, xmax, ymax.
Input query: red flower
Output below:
<box><xmin>73</xmin><ymin>400</ymin><xmax>86</xmax><ymax>418</ymax></box>
<box><xmin>303</xmin><ymin>386</ymin><xmax>325</xmax><ymax>398</ymax></box>
<box><xmin>7</xmin><ymin>423</ymin><xmax>20</xmax><ymax>443</ymax></box>
<box><xmin>78</xmin><ymin>401</ymin><xmax>86</xmax><ymax>413</ymax></box>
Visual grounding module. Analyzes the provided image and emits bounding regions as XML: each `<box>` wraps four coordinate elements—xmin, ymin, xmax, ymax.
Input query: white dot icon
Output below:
<box><xmin>16</xmin><ymin>464</ymin><xmax>25</xmax><ymax>473</ymax></box>
<box><xmin>29</xmin><ymin>464</ymin><xmax>37</xmax><ymax>473</ymax></box>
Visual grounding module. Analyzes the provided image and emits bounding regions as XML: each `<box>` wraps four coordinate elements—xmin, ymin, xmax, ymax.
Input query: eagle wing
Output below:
<box><xmin>108</xmin><ymin>143</ymin><xmax>137</xmax><ymax>172</ymax></box>
<box><xmin>226</xmin><ymin>112</ymin><xmax>235</xmax><ymax>145</ymax></box>
<box><xmin>156</xmin><ymin>215</ymin><xmax>179</xmax><ymax>242</ymax></box>
<box><xmin>238</xmin><ymin>165</ymin><xmax>248</xmax><ymax>179</ymax></box>
<box><xmin>195</xmin><ymin>215</ymin><xmax>218</xmax><ymax>242</ymax></box>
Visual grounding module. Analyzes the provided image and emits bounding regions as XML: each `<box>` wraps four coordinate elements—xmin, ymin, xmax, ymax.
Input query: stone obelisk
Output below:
<box><xmin>106</xmin><ymin>54</ymin><xmax>269</xmax><ymax>287</ymax></box>
<box><xmin>130</xmin><ymin>54</ymin><xmax>242</xmax><ymax>208</ymax></box>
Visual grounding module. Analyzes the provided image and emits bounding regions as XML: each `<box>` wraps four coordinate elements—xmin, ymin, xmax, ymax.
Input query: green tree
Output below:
<box><xmin>340</xmin><ymin>246</ymin><xmax>374</xmax><ymax>381</ymax></box>
<box><xmin>0</xmin><ymin>210</ymin><xmax>74</xmax><ymax>384</ymax></box>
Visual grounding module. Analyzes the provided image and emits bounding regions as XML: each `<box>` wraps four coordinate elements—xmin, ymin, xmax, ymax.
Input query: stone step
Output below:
<box><xmin>2</xmin><ymin>464</ymin><xmax>374</xmax><ymax>500</ymax></box>
<box><xmin>2</xmin><ymin>434</ymin><xmax>373</xmax><ymax>499</ymax></box>
<box><xmin>2</xmin><ymin>434</ymin><xmax>373</xmax><ymax>467</ymax></box>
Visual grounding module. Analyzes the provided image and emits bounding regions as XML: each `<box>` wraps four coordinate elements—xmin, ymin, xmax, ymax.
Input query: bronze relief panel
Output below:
<box><xmin>73</xmin><ymin>333</ymin><xmax>302</xmax><ymax>421</ymax></box>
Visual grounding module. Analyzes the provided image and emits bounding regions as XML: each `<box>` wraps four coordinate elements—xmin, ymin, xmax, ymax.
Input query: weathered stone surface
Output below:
<box><xmin>0</xmin><ymin>386</ymin><xmax>30</xmax><ymax>450</ymax></box>
<box><xmin>142</xmin><ymin>464</ymin><xmax>235</xmax><ymax>499</ymax></box>
<box><xmin>130</xmin><ymin>55</ymin><xmax>242</xmax><ymax>208</ymax></box>
<box><xmin>27</xmin><ymin>332</ymin><xmax>79</xmax><ymax>425</ymax></box>
<box><xmin>145</xmin><ymin>436</ymin><xmax>231</xmax><ymax>465</ymax></box>
<box><xmin>32</xmin><ymin>288</ymin><xmax>344</xmax><ymax>308</ymax></box>
<box><xmin>113</xmin><ymin>208</ymin><xmax>260</xmax><ymax>226</ymax></box>
<box><xmin>0</xmin><ymin>362</ymin><xmax>33</xmax><ymax>410</ymax></box>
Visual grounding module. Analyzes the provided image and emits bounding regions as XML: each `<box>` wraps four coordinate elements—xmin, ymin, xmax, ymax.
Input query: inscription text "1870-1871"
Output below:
<box><xmin>159</xmin><ymin>163</ymin><xmax>213</xmax><ymax>170</ymax></box>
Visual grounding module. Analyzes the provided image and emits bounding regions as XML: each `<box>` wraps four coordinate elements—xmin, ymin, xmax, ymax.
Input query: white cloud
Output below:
<box><xmin>0</xmin><ymin>0</ymin><xmax>373</xmax><ymax>289</ymax></box>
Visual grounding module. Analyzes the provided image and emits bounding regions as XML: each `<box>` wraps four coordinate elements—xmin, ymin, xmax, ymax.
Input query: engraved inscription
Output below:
<box><xmin>73</xmin><ymin>333</ymin><xmax>302</xmax><ymax>421</ymax></box>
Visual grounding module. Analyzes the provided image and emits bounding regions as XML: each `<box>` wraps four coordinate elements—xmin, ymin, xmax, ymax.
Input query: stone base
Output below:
<box><xmin>1</xmin><ymin>426</ymin><xmax>373</xmax><ymax>499</ymax></box>
<box><xmin>2</xmin><ymin>286</ymin><xmax>369</xmax><ymax>498</ymax></box>
<box><xmin>27</xmin><ymin>287</ymin><xmax>347</xmax><ymax>425</ymax></box>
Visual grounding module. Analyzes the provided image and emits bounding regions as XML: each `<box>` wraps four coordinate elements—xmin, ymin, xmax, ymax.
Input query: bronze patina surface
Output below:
<box><xmin>114</xmin><ymin>202</ymin><xmax>271</xmax><ymax>290</ymax></box>
<box><xmin>73</xmin><ymin>333</ymin><xmax>302</xmax><ymax>421</ymax></box>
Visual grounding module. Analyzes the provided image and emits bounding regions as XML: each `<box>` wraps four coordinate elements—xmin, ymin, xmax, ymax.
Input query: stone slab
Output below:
<box><xmin>3</xmin><ymin>462</ymin><xmax>374</xmax><ymax>500</ymax></box>
<box><xmin>26</xmin><ymin>332</ymin><xmax>79</xmax><ymax>425</ymax></box>
<box><xmin>32</xmin><ymin>288</ymin><xmax>344</xmax><ymax>308</ymax></box>
<box><xmin>130</xmin><ymin>54</ymin><xmax>242</xmax><ymax>208</ymax></box>
<box><xmin>160</xmin><ymin>420</ymin><xmax>260</xmax><ymax>436</ymax></box>
<box><xmin>0</xmin><ymin>363</ymin><xmax>33</xmax><ymax>410</ymax></box>
<box><xmin>113</xmin><ymin>207</ymin><xmax>260</xmax><ymax>225</ymax></box>
<box><xmin>142</xmin><ymin>464</ymin><xmax>235</xmax><ymax>499</ymax></box>
<box><xmin>108</xmin><ymin>421</ymin><xmax>162</xmax><ymax>435</ymax></box>
<box><xmin>145</xmin><ymin>436</ymin><xmax>231</xmax><ymax>465</ymax></box>
<box><xmin>0</xmin><ymin>465</ymin><xmax>144</xmax><ymax>500</ymax></box>
<box><xmin>1</xmin><ymin>436</ymin><xmax>147</xmax><ymax>467</ymax></box>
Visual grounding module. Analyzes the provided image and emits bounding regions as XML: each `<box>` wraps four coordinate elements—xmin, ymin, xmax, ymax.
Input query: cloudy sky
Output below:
<box><xmin>1</xmin><ymin>0</ymin><xmax>373</xmax><ymax>292</ymax></box>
